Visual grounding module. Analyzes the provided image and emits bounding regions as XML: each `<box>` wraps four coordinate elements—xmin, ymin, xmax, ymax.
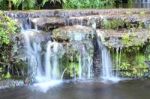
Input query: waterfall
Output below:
<box><xmin>19</xmin><ymin>16</ymin><xmax>121</xmax><ymax>82</ymax></box>
<box><xmin>115</xmin><ymin>47</ymin><xmax>122</xmax><ymax>77</ymax></box>
<box><xmin>101</xmin><ymin>46</ymin><xmax>113</xmax><ymax>79</ymax></box>
<box><xmin>97</xmin><ymin>31</ymin><xmax>120</xmax><ymax>81</ymax></box>
<box><xmin>20</xmin><ymin>19</ymin><xmax>63</xmax><ymax>82</ymax></box>
<box><xmin>135</xmin><ymin>0</ymin><xmax>150</xmax><ymax>8</ymax></box>
<box><xmin>44</xmin><ymin>41</ymin><xmax>61</xmax><ymax>80</ymax></box>
<box><xmin>22</xmin><ymin>30</ymin><xmax>43</xmax><ymax>81</ymax></box>
<box><xmin>78</xmin><ymin>45</ymin><xmax>93</xmax><ymax>79</ymax></box>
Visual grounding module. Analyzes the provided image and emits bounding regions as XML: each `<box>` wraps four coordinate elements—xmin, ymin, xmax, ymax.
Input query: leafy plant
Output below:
<box><xmin>102</xmin><ymin>19</ymin><xmax>124</xmax><ymax>29</ymax></box>
<box><xmin>42</xmin><ymin>0</ymin><xmax>62</xmax><ymax>6</ymax></box>
<box><xmin>11</xmin><ymin>0</ymin><xmax>36</xmax><ymax>10</ymax></box>
<box><xmin>0</xmin><ymin>11</ymin><xmax>17</xmax><ymax>45</ymax></box>
<box><xmin>63</xmin><ymin>0</ymin><xmax>115</xmax><ymax>9</ymax></box>
<box><xmin>0</xmin><ymin>0</ymin><xmax>8</xmax><ymax>10</ymax></box>
<box><xmin>0</xmin><ymin>11</ymin><xmax>18</xmax><ymax>79</ymax></box>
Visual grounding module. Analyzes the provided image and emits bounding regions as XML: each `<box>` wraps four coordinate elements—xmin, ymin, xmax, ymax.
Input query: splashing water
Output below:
<box><xmin>22</xmin><ymin>29</ymin><xmax>63</xmax><ymax>92</ymax></box>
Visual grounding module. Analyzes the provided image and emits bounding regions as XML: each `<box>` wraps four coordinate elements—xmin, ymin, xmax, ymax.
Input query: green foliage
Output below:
<box><xmin>59</xmin><ymin>49</ymin><xmax>80</xmax><ymax>78</ymax></box>
<box><xmin>42</xmin><ymin>0</ymin><xmax>62</xmax><ymax>6</ymax></box>
<box><xmin>111</xmin><ymin>47</ymin><xmax>149</xmax><ymax>78</ymax></box>
<box><xmin>102</xmin><ymin>19</ymin><xmax>124</xmax><ymax>29</ymax></box>
<box><xmin>63</xmin><ymin>0</ymin><xmax>115</xmax><ymax>9</ymax></box>
<box><xmin>0</xmin><ymin>11</ymin><xmax>18</xmax><ymax>80</ymax></box>
<box><xmin>127</xmin><ymin>0</ymin><xmax>135</xmax><ymax>8</ymax></box>
<box><xmin>5</xmin><ymin>72</ymin><xmax>11</xmax><ymax>79</ymax></box>
<box><xmin>122</xmin><ymin>33</ymin><xmax>133</xmax><ymax>47</ymax></box>
<box><xmin>0</xmin><ymin>11</ymin><xmax>17</xmax><ymax>45</ymax></box>
<box><xmin>11</xmin><ymin>0</ymin><xmax>36</xmax><ymax>9</ymax></box>
<box><xmin>0</xmin><ymin>0</ymin><xmax>8</xmax><ymax>10</ymax></box>
<box><xmin>0</xmin><ymin>0</ymin><xmax>117</xmax><ymax>10</ymax></box>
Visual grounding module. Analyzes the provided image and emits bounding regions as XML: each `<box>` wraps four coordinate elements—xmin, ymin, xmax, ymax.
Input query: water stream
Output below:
<box><xmin>97</xmin><ymin>31</ymin><xmax>120</xmax><ymax>81</ymax></box>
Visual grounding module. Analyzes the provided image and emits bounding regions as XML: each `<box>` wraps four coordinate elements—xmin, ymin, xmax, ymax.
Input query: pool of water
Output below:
<box><xmin>0</xmin><ymin>79</ymin><xmax>150</xmax><ymax>99</ymax></box>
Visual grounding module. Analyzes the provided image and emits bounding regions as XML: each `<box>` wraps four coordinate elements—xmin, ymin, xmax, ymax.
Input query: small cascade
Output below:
<box><xmin>97</xmin><ymin>32</ymin><xmax>120</xmax><ymax>81</ymax></box>
<box><xmin>78</xmin><ymin>45</ymin><xmax>93</xmax><ymax>79</ymax></box>
<box><xmin>101</xmin><ymin>46</ymin><xmax>113</xmax><ymax>79</ymax></box>
<box><xmin>22</xmin><ymin>30</ymin><xmax>43</xmax><ymax>81</ymax></box>
<box><xmin>114</xmin><ymin>47</ymin><xmax>122</xmax><ymax>77</ymax></box>
<box><xmin>20</xmin><ymin>19</ymin><xmax>63</xmax><ymax>83</ymax></box>
<box><xmin>36</xmin><ymin>41</ymin><xmax>63</xmax><ymax>82</ymax></box>
<box><xmin>44</xmin><ymin>41</ymin><xmax>62</xmax><ymax>80</ymax></box>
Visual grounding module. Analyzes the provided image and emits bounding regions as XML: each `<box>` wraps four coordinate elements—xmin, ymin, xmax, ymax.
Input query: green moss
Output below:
<box><xmin>59</xmin><ymin>49</ymin><xmax>80</xmax><ymax>78</ymax></box>
<box><xmin>102</xmin><ymin>19</ymin><xmax>124</xmax><ymax>29</ymax></box>
<box><xmin>110</xmin><ymin>46</ymin><xmax>149</xmax><ymax>78</ymax></box>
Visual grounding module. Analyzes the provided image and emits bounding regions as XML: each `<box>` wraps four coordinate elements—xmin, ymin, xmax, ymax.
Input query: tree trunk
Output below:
<box><xmin>8</xmin><ymin>0</ymin><xmax>12</xmax><ymax>10</ymax></box>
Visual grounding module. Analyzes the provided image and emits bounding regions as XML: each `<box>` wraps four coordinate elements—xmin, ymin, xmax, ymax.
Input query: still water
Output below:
<box><xmin>0</xmin><ymin>80</ymin><xmax>150</xmax><ymax>99</ymax></box>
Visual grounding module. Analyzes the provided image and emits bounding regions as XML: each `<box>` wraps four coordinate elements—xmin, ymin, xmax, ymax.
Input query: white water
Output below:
<box><xmin>21</xmin><ymin>19</ymin><xmax>62</xmax><ymax>82</ymax></box>
<box><xmin>78</xmin><ymin>45</ymin><xmax>93</xmax><ymax>79</ymax></box>
<box><xmin>101</xmin><ymin>47</ymin><xmax>113</xmax><ymax>79</ymax></box>
<box><xmin>45</xmin><ymin>41</ymin><xmax>61</xmax><ymax>80</ymax></box>
<box><xmin>97</xmin><ymin>31</ymin><xmax>120</xmax><ymax>82</ymax></box>
<box><xmin>22</xmin><ymin>30</ymin><xmax>42</xmax><ymax>80</ymax></box>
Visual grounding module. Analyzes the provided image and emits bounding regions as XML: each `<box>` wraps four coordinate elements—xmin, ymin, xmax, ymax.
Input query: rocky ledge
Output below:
<box><xmin>0</xmin><ymin>80</ymin><xmax>24</xmax><ymax>89</ymax></box>
<box><xmin>97</xmin><ymin>29</ymin><xmax>150</xmax><ymax>48</ymax></box>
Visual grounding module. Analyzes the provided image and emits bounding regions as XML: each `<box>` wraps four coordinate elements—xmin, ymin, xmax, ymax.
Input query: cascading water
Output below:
<box><xmin>101</xmin><ymin>46</ymin><xmax>113</xmax><ymax>79</ymax></box>
<box><xmin>78</xmin><ymin>45</ymin><xmax>93</xmax><ymax>79</ymax></box>
<box><xmin>19</xmin><ymin>15</ymin><xmax>120</xmax><ymax>83</ymax></box>
<box><xmin>115</xmin><ymin>47</ymin><xmax>122</xmax><ymax>77</ymax></box>
<box><xmin>97</xmin><ymin>31</ymin><xmax>120</xmax><ymax>81</ymax></box>
<box><xmin>44</xmin><ymin>41</ymin><xmax>62</xmax><ymax>80</ymax></box>
<box><xmin>20</xmin><ymin>19</ymin><xmax>63</xmax><ymax>83</ymax></box>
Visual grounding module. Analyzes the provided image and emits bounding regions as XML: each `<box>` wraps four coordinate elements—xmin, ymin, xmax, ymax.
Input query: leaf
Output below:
<box><xmin>42</xmin><ymin>0</ymin><xmax>48</xmax><ymax>6</ymax></box>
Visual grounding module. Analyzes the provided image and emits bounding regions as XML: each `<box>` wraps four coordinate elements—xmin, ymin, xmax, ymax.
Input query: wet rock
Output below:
<box><xmin>52</xmin><ymin>25</ymin><xmax>95</xmax><ymax>42</ymax></box>
<box><xmin>68</xmin><ymin>15</ymin><xmax>102</xmax><ymax>28</ymax></box>
<box><xmin>30</xmin><ymin>17</ymin><xmax>65</xmax><ymax>31</ymax></box>
<box><xmin>0</xmin><ymin>80</ymin><xmax>24</xmax><ymax>89</ymax></box>
<box><xmin>97</xmin><ymin>29</ymin><xmax>150</xmax><ymax>48</ymax></box>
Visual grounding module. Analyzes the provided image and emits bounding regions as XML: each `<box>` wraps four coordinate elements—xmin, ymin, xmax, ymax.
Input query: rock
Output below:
<box><xmin>0</xmin><ymin>80</ymin><xmax>24</xmax><ymax>89</ymax></box>
<box><xmin>68</xmin><ymin>15</ymin><xmax>102</xmax><ymax>28</ymax></box>
<box><xmin>52</xmin><ymin>25</ymin><xmax>95</xmax><ymax>42</ymax></box>
<box><xmin>30</xmin><ymin>17</ymin><xmax>65</xmax><ymax>31</ymax></box>
<box><xmin>97</xmin><ymin>29</ymin><xmax>150</xmax><ymax>48</ymax></box>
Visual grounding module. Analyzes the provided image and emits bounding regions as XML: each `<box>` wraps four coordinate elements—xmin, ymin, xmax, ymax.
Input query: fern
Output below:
<box><xmin>63</xmin><ymin>0</ymin><xmax>115</xmax><ymax>9</ymax></box>
<box><xmin>0</xmin><ymin>0</ymin><xmax>8</xmax><ymax>10</ymax></box>
<box><xmin>11</xmin><ymin>0</ymin><xmax>36</xmax><ymax>10</ymax></box>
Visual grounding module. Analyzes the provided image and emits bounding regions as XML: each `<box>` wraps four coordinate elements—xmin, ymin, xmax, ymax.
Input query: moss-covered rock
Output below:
<box><xmin>97</xmin><ymin>29</ymin><xmax>150</xmax><ymax>48</ymax></box>
<box><xmin>52</xmin><ymin>25</ymin><xmax>95</xmax><ymax>42</ymax></box>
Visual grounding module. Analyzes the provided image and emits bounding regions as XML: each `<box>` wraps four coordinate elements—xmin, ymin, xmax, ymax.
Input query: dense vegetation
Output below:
<box><xmin>0</xmin><ymin>11</ymin><xmax>18</xmax><ymax>80</ymax></box>
<box><xmin>0</xmin><ymin>0</ymin><xmax>135</xmax><ymax>10</ymax></box>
